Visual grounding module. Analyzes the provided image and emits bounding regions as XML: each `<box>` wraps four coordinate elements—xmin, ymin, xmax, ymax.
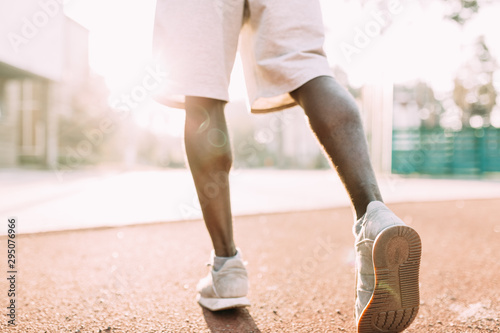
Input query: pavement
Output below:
<box><xmin>0</xmin><ymin>167</ymin><xmax>500</xmax><ymax>235</ymax></box>
<box><xmin>0</xmin><ymin>199</ymin><xmax>499</xmax><ymax>332</ymax></box>
<box><xmin>0</xmin><ymin>167</ymin><xmax>499</xmax><ymax>332</ymax></box>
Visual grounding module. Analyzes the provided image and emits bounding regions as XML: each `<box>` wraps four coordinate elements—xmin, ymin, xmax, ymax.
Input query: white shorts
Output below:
<box><xmin>152</xmin><ymin>0</ymin><xmax>333</xmax><ymax>113</ymax></box>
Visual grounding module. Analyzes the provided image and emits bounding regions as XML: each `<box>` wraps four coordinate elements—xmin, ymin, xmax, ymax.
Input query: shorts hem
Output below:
<box><xmin>249</xmin><ymin>72</ymin><xmax>333</xmax><ymax>113</ymax></box>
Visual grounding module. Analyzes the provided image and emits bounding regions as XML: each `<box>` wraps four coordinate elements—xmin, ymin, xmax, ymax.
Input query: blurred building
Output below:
<box><xmin>224</xmin><ymin>100</ymin><xmax>329</xmax><ymax>170</ymax></box>
<box><xmin>0</xmin><ymin>0</ymin><xmax>92</xmax><ymax>168</ymax></box>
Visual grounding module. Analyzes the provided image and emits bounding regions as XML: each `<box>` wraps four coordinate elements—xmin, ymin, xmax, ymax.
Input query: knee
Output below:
<box><xmin>312</xmin><ymin>99</ymin><xmax>363</xmax><ymax>137</ymax></box>
<box><xmin>184</xmin><ymin>97</ymin><xmax>233</xmax><ymax>173</ymax></box>
<box><xmin>295</xmin><ymin>77</ymin><xmax>363</xmax><ymax>129</ymax></box>
<box><xmin>185</xmin><ymin>97</ymin><xmax>226</xmax><ymax>125</ymax></box>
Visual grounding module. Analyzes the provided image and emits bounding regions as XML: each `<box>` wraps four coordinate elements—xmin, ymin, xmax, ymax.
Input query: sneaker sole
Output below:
<box><xmin>357</xmin><ymin>225</ymin><xmax>422</xmax><ymax>333</ymax></box>
<box><xmin>197</xmin><ymin>294</ymin><xmax>251</xmax><ymax>311</ymax></box>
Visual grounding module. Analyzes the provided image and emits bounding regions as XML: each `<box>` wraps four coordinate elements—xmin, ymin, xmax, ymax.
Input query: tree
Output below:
<box><xmin>453</xmin><ymin>36</ymin><xmax>497</xmax><ymax>127</ymax></box>
<box><xmin>443</xmin><ymin>0</ymin><xmax>482</xmax><ymax>25</ymax></box>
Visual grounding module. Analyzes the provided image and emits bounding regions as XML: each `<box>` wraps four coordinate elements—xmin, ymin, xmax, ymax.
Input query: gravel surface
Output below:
<box><xmin>1</xmin><ymin>199</ymin><xmax>499</xmax><ymax>332</ymax></box>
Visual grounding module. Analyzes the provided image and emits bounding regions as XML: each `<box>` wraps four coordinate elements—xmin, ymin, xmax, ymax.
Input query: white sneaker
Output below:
<box><xmin>196</xmin><ymin>249</ymin><xmax>251</xmax><ymax>311</ymax></box>
<box><xmin>354</xmin><ymin>201</ymin><xmax>422</xmax><ymax>333</ymax></box>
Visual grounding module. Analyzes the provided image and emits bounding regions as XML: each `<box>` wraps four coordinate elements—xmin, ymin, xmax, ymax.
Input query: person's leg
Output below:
<box><xmin>184</xmin><ymin>96</ymin><xmax>236</xmax><ymax>258</ymax></box>
<box><xmin>292</xmin><ymin>76</ymin><xmax>421</xmax><ymax>333</ymax></box>
<box><xmin>290</xmin><ymin>76</ymin><xmax>382</xmax><ymax>219</ymax></box>
<box><xmin>185</xmin><ymin>96</ymin><xmax>250</xmax><ymax>311</ymax></box>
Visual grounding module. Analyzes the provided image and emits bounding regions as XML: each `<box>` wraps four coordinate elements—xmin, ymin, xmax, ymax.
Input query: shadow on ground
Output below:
<box><xmin>202</xmin><ymin>307</ymin><xmax>261</xmax><ymax>333</ymax></box>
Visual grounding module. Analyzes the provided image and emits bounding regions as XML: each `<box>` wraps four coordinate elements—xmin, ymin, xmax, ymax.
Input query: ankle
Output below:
<box><xmin>214</xmin><ymin>244</ymin><xmax>237</xmax><ymax>258</ymax></box>
<box><xmin>354</xmin><ymin>200</ymin><xmax>382</xmax><ymax>220</ymax></box>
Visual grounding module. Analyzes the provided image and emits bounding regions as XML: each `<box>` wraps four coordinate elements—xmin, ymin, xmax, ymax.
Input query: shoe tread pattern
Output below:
<box><xmin>357</xmin><ymin>226</ymin><xmax>421</xmax><ymax>333</ymax></box>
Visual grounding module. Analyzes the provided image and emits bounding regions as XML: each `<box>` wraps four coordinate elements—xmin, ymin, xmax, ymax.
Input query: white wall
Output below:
<box><xmin>0</xmin><ymin>0</ymin><xmax>65</xmax><ymax>80</ymax></box>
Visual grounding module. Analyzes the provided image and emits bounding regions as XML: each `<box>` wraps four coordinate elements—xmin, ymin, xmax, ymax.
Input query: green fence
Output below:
<box><xmin>392</xmin><ymin>127</ymin><xmax>500</xmax><ymax>175</ymax></box>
